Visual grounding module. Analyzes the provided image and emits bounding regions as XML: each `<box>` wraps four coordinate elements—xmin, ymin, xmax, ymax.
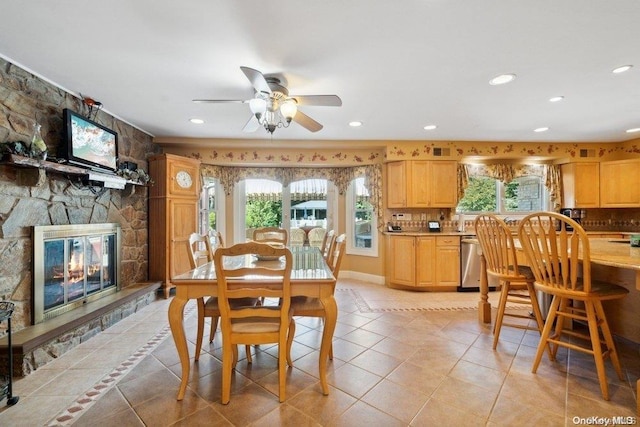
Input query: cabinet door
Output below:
<box><xmin>386</xmin><ymin>161</ymin><xmax>407</xmax><ymax>208</ymax></box>
<box><xmin>600</xmin><ymin>160</ymin><xmax>640</xmax><ymax>207</ymax></box>
<box><xmin>408</xmin><ymin>161</ymin><xmax>430</xmax><ymax>207</ymax></box>
<box><xmin>387</xmin><ymin>235</ymin><xmax>415</xmax><ymax>285</ymax></box>
<box><xmin>435</xmin><ymin>237</ymin><xmax>460</xmax><ymax>286</ymax></box>
<box><xmin>170</xmin><ymin>199</ymin><xmax>198</xmax><ymax>278</ymax></box>
<box><xmin>429</xmin><ymin>161</ymin><xmax>458</xmax><ymax>207</ymax></box>
<box><xmin>561</xmin><ymin>163</ymin><xmax>599</xmax><ymax>208</ymax></box>
<box><xmin>416</xmin><ymin>236</ymin><xmax>436</xmax><ymax>286</ymax></box>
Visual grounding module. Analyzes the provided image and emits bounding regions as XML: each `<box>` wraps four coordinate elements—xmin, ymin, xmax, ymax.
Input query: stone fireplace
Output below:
<box><xmin>32</xmin><ymin>223</ymin><xmax>121</xmax><ymax>324</ymax></box>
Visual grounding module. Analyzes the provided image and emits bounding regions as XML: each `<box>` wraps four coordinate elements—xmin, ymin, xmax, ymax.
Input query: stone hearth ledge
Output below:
<box><xmin>0</xmin><ymin>282</ymin><xmax>161</xmax><ymax>376</ymax></box>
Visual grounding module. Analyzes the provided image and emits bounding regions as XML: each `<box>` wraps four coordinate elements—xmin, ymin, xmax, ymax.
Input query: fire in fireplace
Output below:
<box><xmin>32</xmin><ymin>223</ymin><xmax>121</xmax><ymax>324</ymax></box>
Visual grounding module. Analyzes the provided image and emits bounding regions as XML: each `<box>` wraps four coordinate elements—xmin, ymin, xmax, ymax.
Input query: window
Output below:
<box><xmin>346</xmin><ymin>177</ymin><xmax>377</xmax><ymax>256</ymax></box>
<box><xmin>457</xmin><ymin>174</ymin><xmax>549</xmax><ymax>215</ymax></box>
<box><xmin>201</xmin><ymin>178</ymin><xmax>225</xmax><ymax>242</ymax></box>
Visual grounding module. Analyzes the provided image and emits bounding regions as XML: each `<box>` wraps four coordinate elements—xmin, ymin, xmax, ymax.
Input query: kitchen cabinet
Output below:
<box><xmin>560</xmin><ymin>162</ymin><xmax>599</xmax><ymax>208</ymax></box>
<box><xmin>148</xmin><ymin>153</ymin><xmax>201</xmax><ymax>298</ymax></box>
<box><xmin>386</xmin><ymin>160</ymin><xmax>458</xmax><ymax>208</ymax></box>
<box><xmin>386</xmin><ymin>234</ymin><xmax>460</xmax><ymax>290</ymax></box>
<box><xmin>600</xmin><ymin>159</ymin><xmax>640</xmax><ymax>207</ymax></box>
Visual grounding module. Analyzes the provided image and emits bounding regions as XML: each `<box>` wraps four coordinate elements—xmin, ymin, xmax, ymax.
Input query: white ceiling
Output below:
<box><xmin>1</xmin><ymin>0</ymin><xmax>640</xmax><ymax>144</ymax></box>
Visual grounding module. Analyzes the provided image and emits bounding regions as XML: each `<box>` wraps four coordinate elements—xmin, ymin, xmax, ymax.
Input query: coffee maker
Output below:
<box><xmin>559</xmin><ymin>208</ymin><xmax>582</xmax><ymax>231</ymax></box>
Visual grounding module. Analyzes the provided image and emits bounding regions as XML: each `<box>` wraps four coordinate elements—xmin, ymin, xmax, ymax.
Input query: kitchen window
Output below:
<box><xmin>346</xmin><ymin>177</ymin><xmax>378</xmax><ymax>256</ymax></box>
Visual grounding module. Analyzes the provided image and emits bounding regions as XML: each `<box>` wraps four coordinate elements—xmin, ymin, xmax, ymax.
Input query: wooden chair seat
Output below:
<box><xmin>518</xmin><ymin>212</ymin><xmax>629</xmax><ymax>401</ymax></box>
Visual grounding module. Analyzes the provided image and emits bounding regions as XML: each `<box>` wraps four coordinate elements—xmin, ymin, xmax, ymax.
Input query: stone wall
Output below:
<box><xmin>0</xmin><ymin>57</ymin><xmax>162</xmax><ymax>332</ymax></box>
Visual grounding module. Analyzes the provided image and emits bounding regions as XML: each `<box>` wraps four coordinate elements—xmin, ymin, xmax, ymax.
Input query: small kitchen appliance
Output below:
<box><xmin>558</xmin><ymin>208</ymin><xmax>582</xmax><ymax>231</ymax></box>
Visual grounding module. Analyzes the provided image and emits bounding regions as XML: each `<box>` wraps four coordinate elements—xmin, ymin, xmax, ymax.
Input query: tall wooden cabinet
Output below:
<box><xmin>600</xmin><ymin>159</ymin><xmax>640</xmax><ymax>207</ymax></box>
<box><xmin>560</xmin><ymin>162</ymin><xmax>600</xmax><ymax>208</ymax></box>
<box><xmin>386</xmin><ymin>160</ymin><xmax>458</xmax><ymax>208</ymax></box>
<box><xmin>148</xmin><ymin>154</ymin><xmax>201</xmax><ymax>298</ymax></box>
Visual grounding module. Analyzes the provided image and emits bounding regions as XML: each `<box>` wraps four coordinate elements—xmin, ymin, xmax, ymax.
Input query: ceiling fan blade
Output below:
<box><xmin>242</xmin><ymin>115</ymin><xmax>261</xmax><ymax>132</ymax></box>
<box><xmin>240</xmin><ymin>66</ymin><xmax>272</xmax><ymax>95</ymax></box>
<box><xmin>289</xmin><ymin>95</ymin><xmax>342</xmax><ymax>107</ymax></box>
<box><xmin>192</xmin><ymin>99</ymin><xmax>247</xmax><ymax>103</ymax></box>
<box><xmin>293</xmin><ymin>110</ymin><xmax>323</xmax><ymax>132</ymax></box>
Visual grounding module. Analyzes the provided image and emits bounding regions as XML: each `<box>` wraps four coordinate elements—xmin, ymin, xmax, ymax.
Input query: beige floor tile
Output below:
<box><xmin>327</xmin><ymin>362</ymin><xmax>382</xmax><ymax>398</ymax></box>
<box><xmin>0</xmin><ymin>395</ymin><xmax>74</xmax><ymax>426</ymax></box>
<box><xmin>171</xmin><ymin>405</ymin><xmax>233</xmax><ymax>426</ymax></box>
<box><xmin>287</xmin><ymin>385</ymin><xmax>358</xmax><ymax>425</ymax></box>
<box><xmin>349</xmin><ymin>348</ymin><xmax>403</xmax><ymax>377</ymax></box>
<box><xmin>361</xmin><ymin>378</ymin><xmax>430</xmax><ymax>424</ymax></box>
<box><xmin>487</xmin><ymin>393</ymin><xmax>565</xmax><ymax>426</ymax></box>
<box><xmin>212</xmin><ymin>383</ymin><xmax>282</xmax><ymax>425</ymax></box>
<box><xmin>411</xmin><ymin>398</ymin><xmax>487</xmax><ymax>427</ymax></box>
<box><xmin>253</xmin><ymin>403</ymin><xmax>321</xmax><ymax>426</ymax></box>
<box><xmin>430</xmin><ymin>376</ymin><xmax>499</xmax><ymax>418</ymax></box>
<box><xmin>330</xmin><ymin>337</ymin><xmax>368</xmax><ymax>362</ymax></box>
<box><xmin>72</xmin><ymin>387</ymin><xmax>132</xmax><ymax>426</ymax></box>
<box><xmin>131</xmin><ymin>388</ymin><xmax>210</xmax><ymax>426</ymax></box>
<box><xmin>448</xmin><ymin>359</ymin><xmax>507</xmax><ymax>393</ymax></box>
<box><xmin>385</xmin><ymin>361</ymin><xmax>446</xmax><ymax>396</ymax></box>
<box><xmin>329</xmin><ymin>400</ymin><xmax>406</xmax><ymax>427</ymax></box>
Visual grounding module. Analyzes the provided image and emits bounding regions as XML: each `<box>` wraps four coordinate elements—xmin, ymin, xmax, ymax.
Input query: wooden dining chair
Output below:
<box><xmin>308</xmin><ymin>227</ymin><xmax>326</xmax><ymax>249</ymax></box>
<box><xmin>252</xmin><ymin>227</ymin><xmax>288</xmax><ymax>245</ymax></box>
<box><xmin>473</xmin><ymin>215</ymin><xmax>547</xmax><ymax>351</ymax></box>
<box><xmin>320</xmin><ymin>229</ymin><xmax>336</xmax><ymax>260</ymax></box>
<box><xmin>214</xmin><ymin>241</ymin><xmax>294</xmax><ymax>404</ymax></box>
<box><xmin>187</xmin><ymin>233</ymin><xmax>254</xmax><ymax>362</ymax></box>
<box><xmin>286</xmin><ymin>234</ymin><xmax>345</xmax><ymax>365</ymax></box>
<box><xmin>518</xmin><ymin>212</ymin><xmax>629</xmax><ymax>400</ymax></box>
<box><xmin>289</xmin><ymin>227</ymin><xmax>306</xmax><ymax>247</ymax></box>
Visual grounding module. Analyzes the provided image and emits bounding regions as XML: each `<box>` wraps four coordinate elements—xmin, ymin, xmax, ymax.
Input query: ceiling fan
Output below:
<box><xmin>193</xmin><ymin>66</ymin><xmax>342</xmax><ymax>134</ymax></box>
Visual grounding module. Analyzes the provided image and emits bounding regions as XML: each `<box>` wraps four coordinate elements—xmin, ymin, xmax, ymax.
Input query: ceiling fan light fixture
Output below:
<box><xmin>280</xmin><ymin>100</ymin><xmax>298</xmax><ymax>123</ymax></box>
<box><xmin>249</xmin><ymin>97</ymin><xmax>267</xmax><ymax>117</ymax></box>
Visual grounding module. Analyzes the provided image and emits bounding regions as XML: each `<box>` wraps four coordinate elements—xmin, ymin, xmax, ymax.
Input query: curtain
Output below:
<box><xmin>458</xmin><ymin>163</ymin><xmax>562</xmax><ymax>210</ymax></box>
<box><xmin>200</xmin><ymin>164</ymin><xmax>385</xmax><ymax>230</ymax></box>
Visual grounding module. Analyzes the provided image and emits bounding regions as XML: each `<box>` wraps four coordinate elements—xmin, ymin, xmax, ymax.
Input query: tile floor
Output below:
<box><xmin>0</xmin><ymin>279</ymin><xmax>638</xmax><ymax>426</ymax></box>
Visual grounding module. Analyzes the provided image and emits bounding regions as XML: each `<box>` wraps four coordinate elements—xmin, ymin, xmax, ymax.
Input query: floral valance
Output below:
<box><xmin>457</xmin><ymin>163</ymin><xmax>562</xmax><ymax>210</ymax></box>
<box><xmin>200</xmin><ymin>164</ymin><xmax>385</xmax><ymax>230</ymax></box>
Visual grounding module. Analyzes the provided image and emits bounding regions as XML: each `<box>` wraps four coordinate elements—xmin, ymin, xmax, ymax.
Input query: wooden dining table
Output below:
<box><xmin>169</xmin><ymin>245</ymin><xmax>337</xmax><ymax>401</ymax></box>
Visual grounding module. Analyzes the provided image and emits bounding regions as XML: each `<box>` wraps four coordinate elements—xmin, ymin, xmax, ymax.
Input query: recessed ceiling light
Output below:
<box><xmin>626</xmin><ymin>127</ymin><xmax>640</xmax><ymax>133</ymax></box>
<box><xmin>534</xmin><ymin>127</ymin><xmax>549</xmax><ymax>133</ymax></box>
<box><xmin>489</xmin><ymin>73</ymin><xmax>516</xmax><ymax>85</ymax></box>
<box><xmin>549</xmin><ymin>96</ymin><xmax>564</xmax><ymax>102</ymax></box>
<box><xmin>190</xmin><ymin>118</ymin><xmax>204</xmax><ymax>124</ymax></box>
<box><xmin>612</xmin><ymin>65</ymin><xmax>633</xmax><ymax>74</ymax></box>
<box><xmin>349</xmin><ymin>121</ymin><xmax>362</xmax><ymax>127</ymax></box>
<box><xmin>423</xmin><ymin>125</ymin><xmax>437</xmax><ymax>130</ymax></box>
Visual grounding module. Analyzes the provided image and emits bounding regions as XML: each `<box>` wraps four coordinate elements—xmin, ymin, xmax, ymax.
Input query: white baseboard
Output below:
<box><xmin>338</xmin><ymin>270</ymin><xmax>385</xmax><ymax>285</ymax></box>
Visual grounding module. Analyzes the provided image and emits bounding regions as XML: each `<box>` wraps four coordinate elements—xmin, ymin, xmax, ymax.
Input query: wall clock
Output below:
<box><xmin>176</xmin><ymin>170</ymin><xmax>193</xmax><ymax>189</ymax></box>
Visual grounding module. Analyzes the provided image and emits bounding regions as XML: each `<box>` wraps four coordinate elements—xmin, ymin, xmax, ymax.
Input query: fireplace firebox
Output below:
<box><xmin>32</xmin><ymin>223</ymin><xmax>121</xmax><ymax>324</ymax></box>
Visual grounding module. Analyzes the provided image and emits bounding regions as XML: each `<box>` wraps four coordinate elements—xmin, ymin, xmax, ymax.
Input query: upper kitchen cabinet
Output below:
<box><xmin>600</xmin><ymin>159</ymin><xmax>640</xmax><ymax>207</ymax></box>
<box><xmin>386</xmin><ymin>160</ymin><xmax>458</xmax><ymax>208</ymax></box>
<box><xmin>560</xmin><ymin>162</ymin><xmax>600</xmax><ymax>208</ymax></box>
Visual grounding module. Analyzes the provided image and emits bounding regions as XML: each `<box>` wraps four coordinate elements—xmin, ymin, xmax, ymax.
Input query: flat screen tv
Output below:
<box><xmin>63</xmin><ymin>108</ymin><xmax>118</xmax><ymax>173</ymax></box>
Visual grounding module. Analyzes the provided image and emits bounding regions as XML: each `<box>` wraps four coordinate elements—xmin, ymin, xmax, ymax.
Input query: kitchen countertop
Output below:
<box><xmin>384</xmin><ymin>230</ymin><xmax>635</xmax><ymax>238</ymax></box>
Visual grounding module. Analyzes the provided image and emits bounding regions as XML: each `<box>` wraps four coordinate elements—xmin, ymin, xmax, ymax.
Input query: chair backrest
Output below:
<box><xmin>210</xmin><ymin>230</ymin><xmax>225</xmax><ymax>249</ymax></box>
<box><xmin>253</xmin><ymin>227</ymin><xmax>288</xmax><ymax>245</ymax></box>
<box><xmin>188</xmin><ymin>233</ymin><xmax>213</xmax><ymax>269</ymax></box>
<box><xmin>289</xmin><ymin>228</ymin><xmax>306</xmax><ymax>247</ymax></box>
<box><xmin>308</xmin><ymin>227</ymin><xmax>326</xmax><ymax>249</ymax></box>
<box><xmin>517</xmin><ymin>211</ymin><xmax>591</xmax><ymax>294</ymax></box>
<box><xmin>214</xmin><ymin>242</ymin><xmax>293</xmax><ymax>327</ymax></box>
<box><xmin>320</xmin><ymin>229</ymin><xmax>336</xmax><ymax>259</ymax></box>
<box><xmin>327</xmin><ymin>234</ymin><xmax>346</xmax><ymax>276</ymax></box>
<box><xmin>474</xmin><ymin>214</ymin><xmax>524</xmax><ymax>281</ymax></box>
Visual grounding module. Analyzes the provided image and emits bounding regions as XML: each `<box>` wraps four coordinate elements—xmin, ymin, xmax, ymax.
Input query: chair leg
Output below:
<box><xmin>278</xmin><ymin>334</ymin><xmax>287</xmax><ymax>402</ymax></box>
<box><xmin>209</xmin><ymin>316</ymin><xmax>218</xmax><ymax>343</ymax></box>
<box><xmin>221</xmin><ymin>341</ymin><xmax>233</xmax><ymax>404</ymax></box>
<box><xmin>527</xmin><ymin>285</ymin><xmax>553</xmax><ymax>360</ymax></box>
<box><xmin>586</xmin><ymin>301</ymin><xmax>610</xmax><ymax>400</ymax></box>
<box><xmin>492</xmin><ymin>280</ymin><xmax>510</xmax><ymax>350</ymax></box>
<box><xmin>286</xmin><ymin>318</ymin><xmax>296</xmax><ymax>367</ymax></box>
<box><xmin>195</xmin><ymin>298</ymin><xmax>205</xmax><ymax>361</ymax></box>
<box><xmin>594</xmin><ymin>300</ymin><xmax>624</xmax><ymax>381</ymax></box>
<box><xmin>232</xmin><ymin>345</ymin><xmax>238</xmax><ymax>369</ymax></box>
<box><xmin>533</xmin><ymin>296</ymin><xmax>560</xmax><ymax>373</ymax></box>
<box><xmin>245</xmin><ymin>345</ymin><xmax>252</xmax><ymax>363</ymax></box>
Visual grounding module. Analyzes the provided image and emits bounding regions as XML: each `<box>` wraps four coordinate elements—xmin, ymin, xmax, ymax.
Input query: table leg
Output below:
<box><xmin>478</xmin><ymin>253</ymin><xmax>492</xmax><ymax>323</ymax></box>
<box><xmin>319</xmin><ymin>294</ymin><xmax>337</xmax><ymax>395</ymax></box>
<box><xmin>169</xmin><ymin>296</ymin><xmax>189</xmax><ymax>400</ymax></box>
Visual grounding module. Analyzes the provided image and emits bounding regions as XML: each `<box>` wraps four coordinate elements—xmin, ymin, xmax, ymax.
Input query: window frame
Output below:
<box><xmin>346</xmin><ymin>177</ymin><xmax>378</xmax><ymax>257</ymax></box>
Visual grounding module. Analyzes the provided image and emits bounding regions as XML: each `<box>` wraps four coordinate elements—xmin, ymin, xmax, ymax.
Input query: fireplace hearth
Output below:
<box><xmin>32</xmin><ymin>223</ymin><xmax>121</xmax><ymax>324</ymax></box>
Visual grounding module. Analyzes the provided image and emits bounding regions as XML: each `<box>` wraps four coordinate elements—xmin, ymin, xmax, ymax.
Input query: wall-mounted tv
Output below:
<box><xmin>63</xmin><ymin>108</ymin><xmax>118</xmax><ymax>173</ymax></box>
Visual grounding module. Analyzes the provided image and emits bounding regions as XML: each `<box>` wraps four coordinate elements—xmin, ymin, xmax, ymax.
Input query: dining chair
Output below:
<box><xmin>289</xmin><ymin>227</ymin><xmax>306</xmax><ymax>247</ymax></box>
<box><xmin>252</xmin><ymin>227</ymin><xmax>288</xmax><ymax>245</ymax></box>
<box><xmin>473</xmin><ymin>215</ymin><xmax>547</xmax><ymax>352</ymax></box>
<box><xmin>187</xmin><ymin>233</ymin><xmax>254</xmax><ymax>362</ymax></box>
<box><xmin>308</xmin><ymin>227</ymin><xmax>326</xmax><ymax>249</ymax></box>
<box><xmin>319</xmin><ymin>229</ymin><xmax>336</xmax><ymax>260</ymax></box>
<box><xmin>518</xmin><ymin>212</ymin><xmax>629</xmax><ymax>400</ymax></box>
<box><xmin>214</xmin><ymin>241</ymin><xmax>294</xmax><ymax>404</ymax></box>
<box><xmin>286</xmin><ymin>234</ymin><xmax>345</xmax><ymax>364</ymax></box>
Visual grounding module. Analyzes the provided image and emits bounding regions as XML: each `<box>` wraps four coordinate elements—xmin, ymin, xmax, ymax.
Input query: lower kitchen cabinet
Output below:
<box><xmin>386</xmin><ymin>234</ymin><xmax>460</xmax><ymax>290</ymax></box>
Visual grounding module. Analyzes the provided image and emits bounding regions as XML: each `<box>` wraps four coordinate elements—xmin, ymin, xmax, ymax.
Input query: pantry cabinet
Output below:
<box><xmin>386</xmin><ymin>234</ymin><xmax>460</xmax><ymax>290</ymax></box>
<box><xmin>386</xmin><ymin>160</ymin><xmax>458</xmax><ymax>208</ymax></box>
<box><xmin>600</xmin><ymin>159</ymin><xmax>640</xmax><ymax>207</ymax></box>
<box><xmin>560</xmin><ymin>162</ymin><xmax>600</xmax><ymax>208</ymax></box>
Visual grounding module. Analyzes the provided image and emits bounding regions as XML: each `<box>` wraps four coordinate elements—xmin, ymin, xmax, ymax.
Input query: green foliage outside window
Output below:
<box><xmin>246</xmin><ymin>200</ymin><xmax>282</xmax><ymax>228</ymax></box>
<box><xmin>457</xmin><ymin>177</ymin><xmax>497</xmax><ymax>212</ymax></box>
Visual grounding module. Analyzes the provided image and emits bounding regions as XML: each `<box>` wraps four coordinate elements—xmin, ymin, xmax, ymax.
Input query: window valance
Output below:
<box><xmin>458</xmin><ymin>163</ymin><xmax>561</xmax><ymax>210</ymax></box>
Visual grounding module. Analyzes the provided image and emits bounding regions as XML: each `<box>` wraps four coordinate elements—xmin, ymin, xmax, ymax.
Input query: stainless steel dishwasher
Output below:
<box><xmin>459</xmin><ymin>236</ymin><xmax>482</xmax><ymax>291</ymax></box>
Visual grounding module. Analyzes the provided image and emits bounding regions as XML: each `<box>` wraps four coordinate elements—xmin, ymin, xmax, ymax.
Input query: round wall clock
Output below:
<box><xmin>176</xmin><ymin>170</ymin><xmax>193</xmax><ymax>189</ymax></box>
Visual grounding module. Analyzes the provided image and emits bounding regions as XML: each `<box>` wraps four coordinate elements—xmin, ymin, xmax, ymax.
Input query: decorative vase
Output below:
<box><xmin>30</xmin><ymin>123</ymin><xmax>48</xmax><ymax>160</ymax></box>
